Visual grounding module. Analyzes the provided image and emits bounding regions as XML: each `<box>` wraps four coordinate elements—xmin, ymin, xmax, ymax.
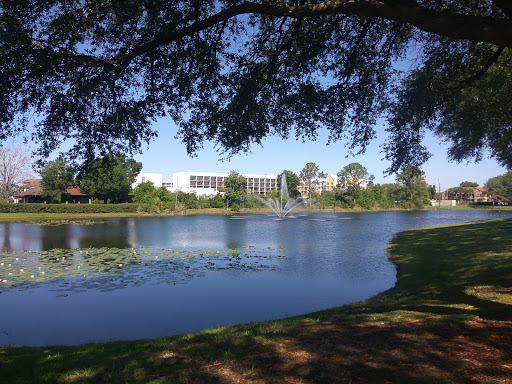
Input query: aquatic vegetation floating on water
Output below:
<box><xmin>24</xmin><ymin>220</ymin><xmax>107</xmax><ymax>226</ymax></box>
<box><xmin>0</xmin><ymin>246</ymin><xmax>286</xmax><ymax>292</ymax></box>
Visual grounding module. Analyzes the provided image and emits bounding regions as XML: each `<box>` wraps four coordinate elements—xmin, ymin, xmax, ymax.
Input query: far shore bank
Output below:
<box><xmin>0</xmin><ymin>204</ymin><xmax>509</xmax><ymax>222</ymax></box>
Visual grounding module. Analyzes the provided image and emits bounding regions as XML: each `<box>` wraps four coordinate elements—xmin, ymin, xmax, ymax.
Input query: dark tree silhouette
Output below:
<box><xmin>1</xmin><ymin>1</ymin><xmax>511</xmax><ymax>172</ymax></box>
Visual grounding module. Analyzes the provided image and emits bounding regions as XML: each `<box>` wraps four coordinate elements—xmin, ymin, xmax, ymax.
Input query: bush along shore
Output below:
<box><xmin>1</xmin><ymin>218</ymin><xmax>511</xmax><ymax>383</ymax></box>
<box><xmin>0</xmin><ymin>203</ymin><xmax>140</xmax><ymax>214</ymax></box>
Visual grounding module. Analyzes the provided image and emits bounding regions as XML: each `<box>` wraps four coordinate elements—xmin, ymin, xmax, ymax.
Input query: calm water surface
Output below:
<box><xmin>1</xmin><ymin>210</ymin><xmax>510</xmax><ymax>346</ymax></box>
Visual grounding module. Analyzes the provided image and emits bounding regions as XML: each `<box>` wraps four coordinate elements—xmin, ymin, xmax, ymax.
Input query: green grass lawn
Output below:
<box><xmin>0</xmin><ymin>209</ymin><xmax>229</xmax><ymax>222</ymax></box>
<box><xmin>1</xmin><ymin>218</ymin><xmax>511</xmax><ymax>383</ymax></box>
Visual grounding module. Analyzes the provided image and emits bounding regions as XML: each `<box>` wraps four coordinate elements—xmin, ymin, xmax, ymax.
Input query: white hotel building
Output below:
<box><xmin>134</xmin><ymin>172</ymin><xmax>279</xmax><ymax>195</ymax></box>
<box><xmin>133</xmin><ymin>172</ymin><xmax>163</xmax><ymax>188</ymax></box>
<box><xmin>172</xmin><ymin>172</ymin><xmax>278</xmax><ymax>195</ymax></box>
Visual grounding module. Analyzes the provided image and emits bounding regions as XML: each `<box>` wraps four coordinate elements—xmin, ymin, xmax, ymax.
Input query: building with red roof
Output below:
<box><xmin>13</xmin><ymin>179</ymin><xmax>90</xmax><ymax>204</ymax></box>
<box><xmin>441</xmin><ymin>186</ymin><xmax>488</xmax><ymax>203</ymax></box>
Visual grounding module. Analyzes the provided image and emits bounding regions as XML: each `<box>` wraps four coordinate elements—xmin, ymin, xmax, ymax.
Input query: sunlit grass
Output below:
<box><xmin>61</xmin><ymin>367</ymin><xmax>99</xmax><ymax>382</ymax></box>
<box><xmin>466</xmin><ymin>285</ymin><xmax>512</xmax><ymax>305</ymax></box>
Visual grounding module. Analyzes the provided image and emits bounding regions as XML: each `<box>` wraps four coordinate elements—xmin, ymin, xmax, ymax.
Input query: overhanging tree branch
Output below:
<box><xmin>61</xmin><ymin>0</ymin><xmax>511</xmax><ymax>71</ymax></box>
<box><xmin>132</xmin><ymin>0</ymin><xmax>512</xmax><ymax>54</ymax></box>
<box><xmin>3</xmin><ymin>1</ymin><xmax>512</xmax><ymax>172</ymax></box>
<box><xmin>454</xmin><ymin>46</ymin><xmax>506</xmax><ymax>90</ymax></box>
<box><xmin>493</xmin><ymin>0</ymin><xmax>512</xmax><ymax>18</ymax></box>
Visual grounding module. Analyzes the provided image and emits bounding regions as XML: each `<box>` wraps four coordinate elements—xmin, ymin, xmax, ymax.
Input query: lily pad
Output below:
<box><xmin>0</xmin><ymin>245</ymin><xmax>286</xmax><ymax>292</ymax></box>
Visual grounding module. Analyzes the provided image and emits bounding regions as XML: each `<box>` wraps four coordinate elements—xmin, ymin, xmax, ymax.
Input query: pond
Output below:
<box><xmin>1</xmin><ymin>210</ymin><xmax>510</xmax><ymax>347</ymax></box>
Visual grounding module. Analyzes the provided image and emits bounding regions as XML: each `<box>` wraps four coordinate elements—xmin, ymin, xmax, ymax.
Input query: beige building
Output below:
<box><xmin>442</xmin><ymin>187</ymin><xmax>488</xmax><ymax>202</ymax></box>
<box><xmin>297</xmin><ymin>174</ymin><xmax>337</xmax><ymax>195</ymax></box>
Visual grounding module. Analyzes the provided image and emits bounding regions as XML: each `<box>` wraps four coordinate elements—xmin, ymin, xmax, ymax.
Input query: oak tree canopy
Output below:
<box><xmin>1</xmin><ymin>1</ymin><xmax>511</xmax><ymax>172</ymax></box>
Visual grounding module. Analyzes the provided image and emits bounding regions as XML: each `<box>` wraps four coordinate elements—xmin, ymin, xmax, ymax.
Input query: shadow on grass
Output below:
<box><xmin>4</xmin><ymin>317</ymin><xmax>511</xmax><ymax>384</ymax></box>
<box><xmin>1</xmin><ymin>219</ymin><xmax>512</xmax><ymax>383</ymax></box>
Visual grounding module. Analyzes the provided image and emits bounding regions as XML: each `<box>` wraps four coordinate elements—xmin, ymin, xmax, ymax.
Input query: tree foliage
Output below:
<box><xmin>377</xmin><ymin>183</ymin><xmax>403</xmax><ymax>209</ymax></box>
<box><xmin>299</xmin><ymin>162</ymin><xmax>324</xmax><ymax>207</ymax></box>
<box><xmin>40</xmin><ymin>156</ymin><xmax>74</xmax><ymax>203</ymax></box>
<box><xmin>132</xmin><ymin>181</ymin><xmax>178</xmax><ymax>211</ymax></box>
<box><xmin>460</xmin><ymin>181</ymin><xmax>479</xmax><ymax>187</ymax></box>
<box><xmin>222</xmin><ymin>170</ymin><xmax>247</xmax><ymax>210</ymax></box>
<box><xmin>396</xmin><ymin>166</ymin><xmax>430</xmax><ymax>209</ymax></box>
<box><xmin>484</xmin><ymin>177</ymin><xmax>503</xmax><ymax>206</ymax></box>
<box><xmin>131</xmin><ymin>182</ymin><xmax>226</xmax><ymax>211</ymax></box>
<box><xmin>78</xmin><ymin>154</ymin><xmax>141</xmax><ymax>203</ymax></box>
<box><xmin>1</xmin><ymin>1</ymin><xmax>512</xmax><ymax>172</ymax></box>
<box><xmin>337</xmin><ymin>162</ymin><xmax>374</xmax><ymax>202</ymax></box>
<box><xmin>132</xmin><ymin>181</ymin><xmax>158</xmax><ymax>205</ymax></box>
<box><xmin>0</xmin><ymin>143</ymin><xmax>33</xmax><ymax>202</ymax></box>
<box><xmin>277</xmin><ymin>170</ymin><xmax>300</xmax><ymax>198</ymax></box>
<box><xmin>447</xmin><ymin>186</ymin><xmax>468</xmax><ymax>201</ymax></box>
<box><xmin>485</xmin><ymin>171</ymin><xmax>512</xmax><ymax>205</ymax></box>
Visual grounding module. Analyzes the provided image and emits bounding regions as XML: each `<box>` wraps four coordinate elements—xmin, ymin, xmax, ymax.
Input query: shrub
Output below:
<box><xmin>0</xmin><ymin>203</ymin><xmax>140</xmax><ymax>214</ymax></box>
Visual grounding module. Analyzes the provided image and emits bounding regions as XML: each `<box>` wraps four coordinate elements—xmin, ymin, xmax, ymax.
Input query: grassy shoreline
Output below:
<box><xmin>0</xmin><ymin>204</ymin><xmax>510</xmax><ymax>221</ymax></box>
<box><xmin>1</xmin><ymin>218</ymin><xmax>511</xmax><ymax>383</ymax></box>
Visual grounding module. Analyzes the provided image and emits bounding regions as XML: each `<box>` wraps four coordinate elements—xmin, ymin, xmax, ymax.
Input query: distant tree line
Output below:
<box><xmin>26</xmin><ymin>154</ymin><xmax>439</xmax><ymax>210</ymax></box>
<box><xmin>133</xmin><ymin>163</ymin><xmax>436</xmax><ymax>212</ymax></box>
<box><xmin>5</xmin><ymin>142</ymin><xmax>509</xmax><ymax>211</ymax></box>
<box><xmin>294</xmin><ymin>162</ymin><xmax>435</xmax><ymax>211</ymax></box>
<box><xmin>132</xmin><ymin>181</ymin><xmax>226</xmax><ymax>213</ymax></box>
<box><xmin>485</xmin><ymin>171</ymin><xmax>512</xmax><ymax>206</ymax></box>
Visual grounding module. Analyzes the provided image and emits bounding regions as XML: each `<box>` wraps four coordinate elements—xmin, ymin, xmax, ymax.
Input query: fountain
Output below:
<box><xmin>252</xmin><ymin>173</ymin><xmax>304</xmax><ymax>218</ymax></box>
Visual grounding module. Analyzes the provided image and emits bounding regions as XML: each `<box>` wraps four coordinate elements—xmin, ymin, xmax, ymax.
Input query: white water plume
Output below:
<box><xmin>252</xmin><ymin>173</ymin><xmax>304</xmax><ymax>218</ymax></box>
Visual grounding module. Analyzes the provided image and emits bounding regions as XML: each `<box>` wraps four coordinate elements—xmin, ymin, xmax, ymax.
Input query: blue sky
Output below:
<box><xmin>133</xmin><ymin>116</ymin><xmax>507</xmax><ymax>190</ymax></box>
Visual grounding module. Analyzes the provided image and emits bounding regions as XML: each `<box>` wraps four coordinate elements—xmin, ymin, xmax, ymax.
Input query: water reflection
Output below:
<box><xmin>77</xmin><ymin>219</ymin><xmax>136</xmax><ymax>249</ymax></box>
<box><xmin>1</xmin><ymin>210</ymin><xmax>511</xmax><ymax>347</ymax></box>
<box><xmin>225</xmin><ymin>215</ymin><xmax>248</xmax><ymax>249</ymax></box>
<box><xmin>41</xmin><ymin>224</ymin><xmax>74</xmax><ymax>250</ymax></box>
<box><xmin>1</xmin><ymin>222</ymin><xmax>12</xmax><ymax>252</ymax></box>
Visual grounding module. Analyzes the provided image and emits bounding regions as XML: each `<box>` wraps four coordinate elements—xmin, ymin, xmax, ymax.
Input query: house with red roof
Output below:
<box><xmin>13</xmin><ymin>179</ymin><xmax>91</xmax><ymax>204</ymax></box>
<box><xmin>441</xmin><ymin>186</ymin><xmax>488</xmax><ymax>203</ymax></box>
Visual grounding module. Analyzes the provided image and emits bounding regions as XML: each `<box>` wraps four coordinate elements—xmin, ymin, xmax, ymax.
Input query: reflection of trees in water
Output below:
<box><xmin>41</xmin><ymin>224</ymin><xmax>72</xmax><ymax>250</ymax></box>
<box><xmin>1</xmin><ymin>222</ymin><xmax>12</xmax><ymax>252</ymax></box>
<box><xmin>0</xmin><ymin>246</ymin><xmax>286</xmax><ymax>293</ymax></box>
<box><xmin>13</xmin><ymin>219</ymin><xmax>137</xmax><ymax>251</ymax></box>
<box><xmin>78</xmin><ymin>236</ymin><xmax>132</xmax><ymax>250</ymax></box>
<box><xmin>225</xmin><ymin>217</ymin><xmax>247</xmax><ymax>248</ymax></box>
<box><xmin>78</xmin><ymin>220</ymin><xmax>135</xmax><ymax>249</ymax></box>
